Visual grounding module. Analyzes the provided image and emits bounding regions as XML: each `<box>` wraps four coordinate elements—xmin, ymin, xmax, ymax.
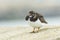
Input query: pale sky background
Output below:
<box><xmin>0</xmin><ymin>0</ymin><xmax>60</xmax><ymax>19</ymax></box>
<box><xmin>0</xmin><ymin>0</ymin><xmax>60</xmax><ymax>14</ymax></box>
<box><xmin>0</xmin><ymin>0</ymin><xmax>60</xmax><ymax>9</ymax></box>
<box><xmin>0</xmin><ymin>0</ymin><xmax>60</xmax><ymax>26</ymax></box>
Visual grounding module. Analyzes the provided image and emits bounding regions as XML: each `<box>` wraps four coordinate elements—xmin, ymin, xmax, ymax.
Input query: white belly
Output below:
<box><xmin>28</xmin><ymin>19</ymin><xmax>43</xmax><ymax>28</ymax></box>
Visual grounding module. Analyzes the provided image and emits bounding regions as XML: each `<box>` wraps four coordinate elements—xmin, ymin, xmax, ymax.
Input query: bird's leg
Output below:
<box><xmin>32</xmin><ymin>27</ymin><xmax>35</xmax><ymax>33</ymax></box>
<box><xmin>37</xmin><ymin>27</ymin><xmax>40</xmax><ymax>32</ymax></box>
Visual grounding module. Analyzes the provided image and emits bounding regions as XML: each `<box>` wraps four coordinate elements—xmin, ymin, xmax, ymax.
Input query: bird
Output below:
<box><xmin>25</xmin><ymin>11</ymin><xmax>47</xmax><ymax>33</ymax></box>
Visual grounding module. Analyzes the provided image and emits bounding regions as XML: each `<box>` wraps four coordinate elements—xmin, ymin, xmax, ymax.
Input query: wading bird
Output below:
<box><xmin>25</xmin><ymin>11</ymin><xmax>47</xmax><ymax>33</ymax></box>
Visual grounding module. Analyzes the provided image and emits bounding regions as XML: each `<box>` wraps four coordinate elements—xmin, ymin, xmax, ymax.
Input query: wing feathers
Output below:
<box><xmin>39</xmin><ymin>15</ymin><xmax>47</xmax><ymax>24</ymax></box>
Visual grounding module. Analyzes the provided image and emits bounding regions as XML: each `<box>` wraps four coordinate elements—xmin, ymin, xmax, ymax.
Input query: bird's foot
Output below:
<box><xmin>36</xmin><ymin>30</ymin><xmax>39</xmax><ymax>33</ymax></box>
<box><xmin>36</xmin><ymin>29</ymin><xmax>40</xmax><ymax>33</ymax></box>
<box><xmin>30</xmin><ymin>31</ymin><xmax>35</xmax><ymax>33</ymax></box>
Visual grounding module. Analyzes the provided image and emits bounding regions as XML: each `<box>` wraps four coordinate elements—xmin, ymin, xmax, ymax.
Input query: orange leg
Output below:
<box><xmin>37</xmin><ymin>27</ymin><xmax>40</xmax><ymax>32</ymax></box>
<box><xmin>32</xmin><ymin>27</ymin><xmax>35</xmax><ymax>33</ymax></box>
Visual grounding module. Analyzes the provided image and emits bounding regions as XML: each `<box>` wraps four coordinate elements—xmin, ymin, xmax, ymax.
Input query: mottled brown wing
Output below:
<box><xmin>39</xmin><ymin>15</ymin><xmax>47</xmax><ymax>24</ymax></box>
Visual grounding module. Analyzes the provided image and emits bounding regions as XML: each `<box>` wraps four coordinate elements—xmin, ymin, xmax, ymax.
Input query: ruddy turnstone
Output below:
<box><xmin>25</xmin><ymin>11</ymin><xmax>47</xmax><ymax>33</ymax></box>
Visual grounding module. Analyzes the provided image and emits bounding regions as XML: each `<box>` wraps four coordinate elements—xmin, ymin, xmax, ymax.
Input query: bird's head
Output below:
<box><xmin>28</xmin><ymin>11</ymin><xmax>35</xmax><ymax>18</ymax></box>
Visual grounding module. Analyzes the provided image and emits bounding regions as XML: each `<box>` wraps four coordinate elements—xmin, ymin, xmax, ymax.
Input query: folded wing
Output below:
<box><xmin>38</xmin><ymin>14</ymin><xmax>47</xmax><ymax>24</ymax></box>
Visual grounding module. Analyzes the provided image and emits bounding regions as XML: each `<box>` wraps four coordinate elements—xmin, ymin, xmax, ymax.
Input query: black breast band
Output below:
<box><xmin>30</xmin><ymin>16</ymin><xmax>38</xmax><ymax>22</ymax></box>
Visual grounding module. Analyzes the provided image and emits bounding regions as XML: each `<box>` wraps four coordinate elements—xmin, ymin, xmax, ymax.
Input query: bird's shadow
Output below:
<box><xmin>55</xmin><ymin>38</ymin><xmax>60</xmax><ymax>40</ymax></box>
<box><xmin>29</xmin><ymin>26</ymin><xmax>60</xmax><ymax>33</ymax></box>
<box><xmin>18</xmin><ymin>26</ymin><xmax>60</xmax><ymax>36</ymax></box>
<box><xmin>29</xmin><ymin>28</ymin><xmax>48</xmax><ymax>33</ymax></box>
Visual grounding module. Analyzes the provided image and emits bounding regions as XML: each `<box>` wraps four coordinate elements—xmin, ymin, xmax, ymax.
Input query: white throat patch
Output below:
<box><xmin>29</xmin><ymin>16</ymin><xmax>32</xmax><ymax>18</ymax></box>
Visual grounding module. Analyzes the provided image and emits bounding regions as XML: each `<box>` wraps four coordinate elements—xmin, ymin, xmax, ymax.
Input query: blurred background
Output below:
<box><xmin>0</xmin><ymin>0</ymin><xmax>60</xmax><ymax>27</ymax></box>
